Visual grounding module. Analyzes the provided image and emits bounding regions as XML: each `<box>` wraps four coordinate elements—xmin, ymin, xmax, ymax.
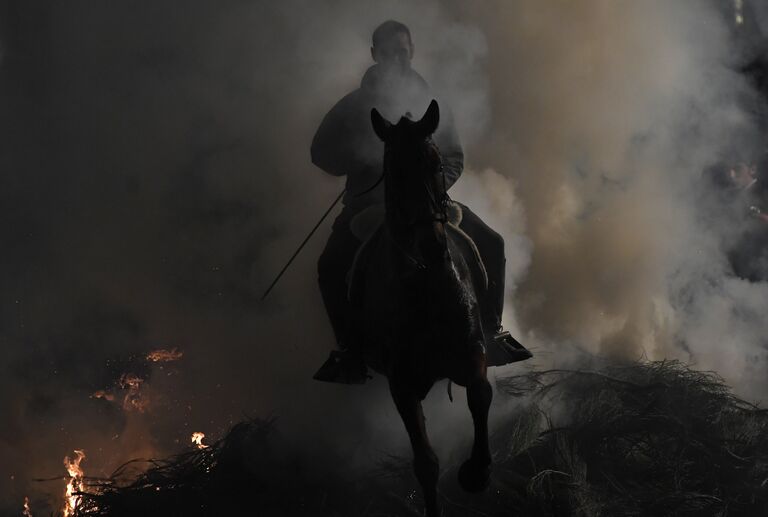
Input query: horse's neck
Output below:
<box><xmin>383</xmin><ymin>168</ymin><xmax>450</xmax><ymax>266</ymax></box>
<box><xmin>384</xmin><ymin>217</ymin><xmax>450</xmax><ymax>270</ymax></box>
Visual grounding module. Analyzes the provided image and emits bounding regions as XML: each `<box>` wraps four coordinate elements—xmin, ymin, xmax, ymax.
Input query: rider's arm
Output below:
<box><xmin>311</xmin><ymin>92</ymin><xmax>372</xmax><ymax>177</ymax></box>
<box><xmin>311</xmin><ymin>97</ymin><xmax>349</xmax><ymax>177</ymax></box>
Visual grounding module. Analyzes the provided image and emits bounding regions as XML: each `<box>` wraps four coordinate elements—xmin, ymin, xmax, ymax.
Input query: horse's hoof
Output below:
<box><xmin>457</xmin><ymin>458</ymin><xmax>490</xmax><ymax>493</ymax></box>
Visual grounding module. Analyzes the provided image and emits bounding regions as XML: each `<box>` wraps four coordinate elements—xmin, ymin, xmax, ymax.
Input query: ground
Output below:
<box><xmin>73</xmin><ymin>360</ymin><xmax>768</xmax><ymax>517</ymax></box>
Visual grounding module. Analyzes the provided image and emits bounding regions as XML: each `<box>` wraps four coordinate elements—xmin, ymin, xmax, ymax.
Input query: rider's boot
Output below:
<box><xmin>483</xmin><ymin>302</ymin><xmax>531</xmax><ymax>365</ymax></box>
<box><xmin>313</xmin><ymin>345</ymin><xmax>369</xmax><ymax>384</ymax></box>
<box><xmin>336</xmin><ymin>312</ymin><xmax>370</xmax><ymax>384</ymax></box>
<box><xmin>314</xmin><ymin>314</ymin><xmax>370</xmax><ymax>385</ymax></box>
<box><xmin>483</xmin><ymin>272</ymin><xmax>532</xmax><ymax>364</ymax></box>
<box><xmin>491</xmin><ymin>328</ymin><xmax>532</xmax><ymax>363</ymax></box>
<box><xmin>337</xmin><ymin>342</ymin><xmax>369</xmax><ymax>383</ymax></box>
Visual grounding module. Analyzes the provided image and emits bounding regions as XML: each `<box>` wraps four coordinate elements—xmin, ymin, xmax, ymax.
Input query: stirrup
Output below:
<box><xmin>488</xmin><ymin>329</ymin><xmax>533</xmax><ymax>364</ymax></box>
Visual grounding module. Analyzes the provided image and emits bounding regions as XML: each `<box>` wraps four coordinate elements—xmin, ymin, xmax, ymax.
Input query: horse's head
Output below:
<box><xmin>371</xmin><ymin>100</ymin><xmax>449</xmax><ymax>266</ymax></box>
<box><xmin>370</xmin><ymin>100</ymin><xmax>446</xmax><ymax>230</ymax></box>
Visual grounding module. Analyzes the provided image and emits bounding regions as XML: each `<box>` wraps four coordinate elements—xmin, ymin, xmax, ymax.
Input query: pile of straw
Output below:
<box><xmin>72</xmin><ymin>360</ymin><xmax>768</xmax><ymax>516</ymax></box>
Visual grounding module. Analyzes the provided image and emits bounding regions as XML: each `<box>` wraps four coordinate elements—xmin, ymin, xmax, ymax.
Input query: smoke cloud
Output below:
<box><xmin>2</xmin><ymin>0</ymin><xmax>768</xmax><ymax>512</ymax></box>
<box><xmin>459</xmin><ymin>0</ymin><xmax>768</xmax><ymax>399</ymax></box>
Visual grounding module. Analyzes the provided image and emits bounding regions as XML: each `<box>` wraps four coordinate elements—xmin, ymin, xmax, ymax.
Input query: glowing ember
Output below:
<box><xmin>191</xmin><ymin>432</ymin><xmax>208</xmax><ymax>449</ymax></box>
<box><xmin>91</xmin><ymin>373</ymin><xmax>151</xmax><ymax>411</ymax></box>
<box><xmin>90</xmin><ymin>390</ymin><xmax>115</xmax><ymax>401</ymax></box>
<box><xmin>146</xmin><ymin>348</ymin><xmax>183</xmax><ymax>362</ymax></box>
<box><xmin>23</xmin><ymin>496</ymin><xmax>32</xmax><ymax>516</ymax></box>
<box><xmin>119</xmin><ymin>373</ymin><xmax>148</xmax><ymax>412</ymax></box>
<box><xmin>63</xmin><ymin>450</ymin><xmax>85</xmax><ymax>517</ymax></box>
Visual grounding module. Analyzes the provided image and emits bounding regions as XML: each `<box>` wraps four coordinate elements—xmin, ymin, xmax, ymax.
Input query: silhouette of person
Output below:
<box><xmin>312</xmin><ymin>20</ymin><xmax>509</xmax><ymax>377</ymax></box>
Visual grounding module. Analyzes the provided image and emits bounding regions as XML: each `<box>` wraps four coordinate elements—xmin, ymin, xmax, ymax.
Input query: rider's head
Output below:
<box><xmin>371</xmin><ymin>20</ymin><xmax>414</xmax><ymax>76</ymax></box>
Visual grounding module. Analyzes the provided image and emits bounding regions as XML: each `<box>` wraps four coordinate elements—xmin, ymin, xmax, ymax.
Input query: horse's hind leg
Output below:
<box><xmin>389</xmin><ymin>379</ymin><xmax>440</xmax><ymax>517</ymax></box>
<box><xmin>458</xmin><ymin>343</ymin><xmax>493</xmax><ymax>493</ymax></box>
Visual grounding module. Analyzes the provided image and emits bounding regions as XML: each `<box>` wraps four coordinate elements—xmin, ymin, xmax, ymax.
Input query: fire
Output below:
<box><xmin>23</xmin><ymin>496</ymin><xmax>32</xmax><ymax>516</ymax></box>
<box><xmin>90</xmin><ymin>390</ymin><xmax>115</xmax><ymax>401</ymax></box>
<box><xmin>119</xmin><ymin>373</ymin><xmax>149</xmax><ymax>412</ymax></box>
<box><xmin>191</xmin><ymin>432</ymin><xmax>208</xmax><ymax>449</ymax></box>
<box><xmin>146</xmin><ymin>348</ymin><xmax>183</xmax><ymax>362</ymax></box>
<box><xmin>63</xmin><ymin>450</ymin><xmax>85</xmax><ymax>517</ymax></box>
<box><xmin>91</xmin><ymin>373</ymin><xmax>150</xmax><ymax>411</ymax></box>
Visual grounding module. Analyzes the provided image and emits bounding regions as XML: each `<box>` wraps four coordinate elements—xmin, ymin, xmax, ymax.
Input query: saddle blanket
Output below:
<box><xmin>346</xmin><ymin>200</ymin><xmax>488</xmax><ymax>300</ymax></box>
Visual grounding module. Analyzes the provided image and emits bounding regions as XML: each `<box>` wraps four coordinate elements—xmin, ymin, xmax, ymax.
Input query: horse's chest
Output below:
<box><xmin>375</xmin><ymin>271</ymin><xmax>472</xmax><ymax>335</ymax></box>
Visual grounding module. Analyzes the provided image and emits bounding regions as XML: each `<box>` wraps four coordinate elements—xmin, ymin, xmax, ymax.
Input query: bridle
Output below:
<box><xmin>358</xmin><ymin>140</ymin><xmax>450</xmax><ymax>270</ymax></box>
<box><xmin>386</xmin><ymin>142</ymin><xmax>448</xmax><ymax>225</ymax></box>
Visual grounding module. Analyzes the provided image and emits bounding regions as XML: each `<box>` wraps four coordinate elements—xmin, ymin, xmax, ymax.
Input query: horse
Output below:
<box><xmin>350</xmin><ymin>100</ymin><xmax>493</xmax><ymax>517</ymax></box>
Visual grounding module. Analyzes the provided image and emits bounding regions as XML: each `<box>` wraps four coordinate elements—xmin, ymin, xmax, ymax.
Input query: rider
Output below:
<box><xmin>312</xmin><ymin>20</ymin><xmax>509</xmax><ymax>380</ymax></box>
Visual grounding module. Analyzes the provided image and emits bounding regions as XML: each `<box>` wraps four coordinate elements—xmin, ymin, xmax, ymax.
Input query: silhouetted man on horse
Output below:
<box><xmin>312</xmin><ymin>21</ymin><xmax>527</xmax><ymax>384</ymax></box>
<box><xmin>310</xmin><ymin>20</ymin><xmax>530</xmax><ymax>516</ymax></box>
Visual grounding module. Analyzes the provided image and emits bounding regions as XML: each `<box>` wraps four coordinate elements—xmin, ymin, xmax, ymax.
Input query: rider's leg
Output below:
<box><xmin>456</xmin><ymin>205</ymin><xmax>531</xmax><ymax>363</ymax></box>
<box><xmin>456</xmin><ymin>205</ymin><xmax>506</xmax><ymax>331</ymax></box>
<box><xmin>317</xmin><ymin>220</ymin><xmax>360</xmax><ymax>347</ymax></box>
<box><xmin>315</xmin><ymin>213</ymin><xmax>370</xmax><ymax>384</ymax></box>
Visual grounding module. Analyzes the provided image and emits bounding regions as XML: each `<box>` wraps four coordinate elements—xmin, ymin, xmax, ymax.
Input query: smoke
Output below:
<box><xmin>454</xmin><ymin>0</ymin><xmax>768</xmax><ymax>400</ymax></box>
<box><xmin>2</xmin><ymin>0</ymin><xmax>768</xmax><ymax>512</ymax></box>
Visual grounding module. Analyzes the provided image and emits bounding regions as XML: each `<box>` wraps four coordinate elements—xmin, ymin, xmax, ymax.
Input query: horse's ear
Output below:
<box><xmin>417</xmin><ymin>99</ymin><xmax>440</xmax><ymax>137</ymax></box>
<box><xmin>371</xmin><ymin>108</ymin><xmax>391</xmax><ymax>142</ymax></box>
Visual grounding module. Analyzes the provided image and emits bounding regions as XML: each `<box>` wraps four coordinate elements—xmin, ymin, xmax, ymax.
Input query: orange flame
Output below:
<box><xmin>119</xmin><ymin>373</ymin><xmax>149</xmax><ymax>412</ymax></box>
<box><xmin>23</xmin><ymin>496</ymin><xmax>32</xmax><ymax>517</ymax></box>
<box><xmin>191</xmin><ymin>432</ymin><xmax>208</xmax><ymax>449</ymax></box>
<box><xmin>63</xmin><ymin>450</ymin><xmax>85</xmax><ymax>517</ymax></box>
<box><xmin>90</xmin><ymin>390</ymin><xmax>115</xmax><ymax>402</ymax></box>
<box><xmin>146</xmin><ymin>348</ymin><xmax>183</xmax><ymax>362</ymax></box>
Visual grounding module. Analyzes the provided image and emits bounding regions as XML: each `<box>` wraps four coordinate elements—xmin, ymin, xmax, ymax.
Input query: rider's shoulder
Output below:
<box><xmin>325</xmin><ymin>87</ymin><xmax>368</xmax><ymax>119</ymax></box>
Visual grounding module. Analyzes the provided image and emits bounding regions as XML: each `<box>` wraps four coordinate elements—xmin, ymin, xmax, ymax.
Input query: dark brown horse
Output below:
<box><xmin>351</xmin><ymin>100</ymin><xmax>492</xmax><ymax>517</ymax></box>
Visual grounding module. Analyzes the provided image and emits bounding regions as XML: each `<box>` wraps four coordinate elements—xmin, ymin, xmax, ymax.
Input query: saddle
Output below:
<box><xmin>340</xmin><ymin>202</ymin><xmax>531</xmax><ymax>369</ymax></box>
<box><xmin>346</xmin><ymin>201</ymin><xmax>488</xmax><ymax>302</ymax></box>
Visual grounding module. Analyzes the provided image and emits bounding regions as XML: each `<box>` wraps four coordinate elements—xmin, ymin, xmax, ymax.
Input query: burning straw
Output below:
<box><xmin>73</xmin><ymin>424</ymin><xmax>232</xmax><ymax>516</ymax></box>
<box><xmin>69</xmin><ymin>360</ymin><xmax>768</xmax><ymax>516</ymax></box>
<box><xmin>71</xmin><ymin>417</ymin><xmax>414</xmax><ymax>516</ymax></box>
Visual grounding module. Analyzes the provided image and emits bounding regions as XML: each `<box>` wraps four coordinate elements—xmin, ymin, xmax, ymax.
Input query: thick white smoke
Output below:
<box><xmin>454</xmin><ymin>1</ymin><xmax>768</xmax><ymax>402</ymax></box>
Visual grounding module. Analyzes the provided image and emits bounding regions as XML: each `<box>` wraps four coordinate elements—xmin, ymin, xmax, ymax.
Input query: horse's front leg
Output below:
<box><xmin>389</xmin><ymin>377</ymin><xmax>440</xmax><ymax>517</ymax></box>
<box><xmin>458</xmin><ymin>342</ymin><xmax>492</xmax><ymax>493</ymax></box>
